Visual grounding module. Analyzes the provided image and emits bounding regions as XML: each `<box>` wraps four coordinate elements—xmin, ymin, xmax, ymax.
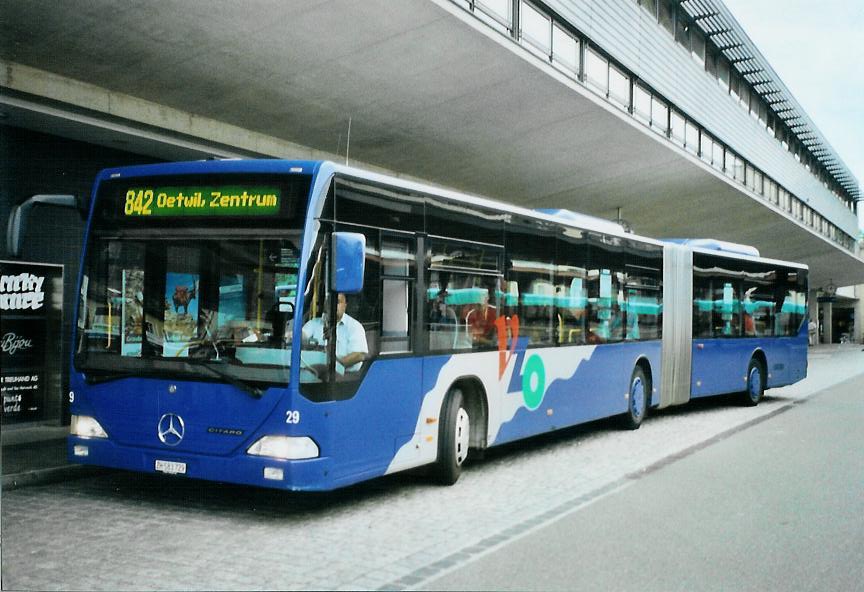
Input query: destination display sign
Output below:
<box><xmin>121</xmin><ymin>186</ymin><xmax>281</xmax><ymax>218</ymax></box>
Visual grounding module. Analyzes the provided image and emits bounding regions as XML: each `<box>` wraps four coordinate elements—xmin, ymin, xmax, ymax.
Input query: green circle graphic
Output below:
<box><xmin>522</xmin><ymin>354</ymin><xmax>546</xmax><ymax>410</ymax></box>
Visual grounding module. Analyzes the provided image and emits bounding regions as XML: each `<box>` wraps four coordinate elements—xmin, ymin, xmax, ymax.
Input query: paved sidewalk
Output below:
<box><xmin>1</xmin><ymin>425</ymin><xmax>103</xmax><ymax>491</ymax></box>
<box><xmin>1</xmin><ymin>344</ymin><xmax>861</xmax><ymax>492</ymax></box>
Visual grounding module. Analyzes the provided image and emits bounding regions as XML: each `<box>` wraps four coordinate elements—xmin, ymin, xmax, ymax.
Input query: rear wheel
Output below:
<box><xmin>740</xmin><ymin>358</ymin><xmax>765</xmax><ymax>406</ymax></box>
<box><xmin>621</xmin><ymin>366</ymin><xmax>649</xmax><ymax>430</ymax></box>
<box><xmin>434</xmin><ymin>388</ymin><xmax>470</xmax><ymax>485</ymax></box>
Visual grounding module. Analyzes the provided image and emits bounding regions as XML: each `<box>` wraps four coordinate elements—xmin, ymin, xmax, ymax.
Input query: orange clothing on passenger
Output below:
<box><xmin>468</xmin><ymin>305</ymin><xmax>497</xmax><ymax>345</ymax></box>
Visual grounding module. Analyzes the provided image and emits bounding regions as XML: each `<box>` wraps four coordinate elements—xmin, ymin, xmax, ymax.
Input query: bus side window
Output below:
<box><xmin>427</xmin><ymin>271</ymin><xmax>458</xmax><ymax>351</ymax></box>
<box><xmin>380</xmin><ymin>235</ymin><xmax>414</xmax><ymax>354</ymax></box>
<box><xmin>555</xmin><ymin>236</ymin><xmax>589</xmax><ymax>346</ymax></box>
<box><xmin>426</xmin><ymin>239</ymin><xmax>503</xmax><ymax>352</ymax></box>
<box><xmin>507</xmin><ymin>226</ymin><xmax>555</xmax><ymax>347</ymax></box>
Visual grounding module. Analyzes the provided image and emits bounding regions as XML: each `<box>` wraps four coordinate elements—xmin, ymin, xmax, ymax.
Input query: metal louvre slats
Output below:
<box><xmin>680</xmin><ymin>0</ymin><xmax>859</xmax><ymax>201</ymax></box>
<box><xmin>538</xmin><ymin>0</ymin><xmax>859</xmax><ymax>233</ymax></box>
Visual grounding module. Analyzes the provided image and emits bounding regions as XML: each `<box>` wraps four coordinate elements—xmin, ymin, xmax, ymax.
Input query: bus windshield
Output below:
<box><xmin>75</xmin><ymin>172</ymin><xmax>311</xmax><ymax>387</ymax></box>
<box><xmin>76</xmin><ymin>233</ymin><xmax>302</xmax><ymax>386</ymax></box>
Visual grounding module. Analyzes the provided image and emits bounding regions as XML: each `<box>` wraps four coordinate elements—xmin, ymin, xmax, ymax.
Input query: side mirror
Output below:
<box><xmin>75</xmin><ymin>194</ymin><xmax>91</xmax><ymax>220</ymax></box>
<box><xmin>6</xmin><ymin>194</ymin><xmax>78</xmax><ymax>258</ymax></box>
<box><xmin>331</xmin><ymin>232</ymin><xmax>366</xmax><ymax>294</ymax></box>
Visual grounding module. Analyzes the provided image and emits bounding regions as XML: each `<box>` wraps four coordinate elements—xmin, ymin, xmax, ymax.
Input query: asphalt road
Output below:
<box><xmin>424</xmin><ymin>374</ymin><xmax>864</xmax><ymax>591</ymax></box>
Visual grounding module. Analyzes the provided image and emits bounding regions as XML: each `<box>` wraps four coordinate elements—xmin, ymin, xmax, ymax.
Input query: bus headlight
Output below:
<box><xmin>247</xmin><ymin>436</ymin><xmax>319</xmax><ymax>460</ymax></box>
<box><xmin>70</xmin><ymin>415</ymin><xmax>108</xmax><ymax>438</ymax></box>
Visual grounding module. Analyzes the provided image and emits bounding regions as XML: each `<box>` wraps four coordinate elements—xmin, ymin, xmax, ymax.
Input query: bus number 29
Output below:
<box><xmin>285</xmin><ymin>410</ymin><xmax>301</xmax><ymax>424</ymax></box>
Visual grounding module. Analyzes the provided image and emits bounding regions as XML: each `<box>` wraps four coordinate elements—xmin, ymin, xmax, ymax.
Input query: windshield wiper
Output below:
<box><xmin>182</xmin><ymin>359</ymin><xmax>264</xmax><ymax>399</ymax></box>
<box><xmin>84</xmin><ymin>370</ymin><xmax>139</xmax><ymax>385</ymax></box>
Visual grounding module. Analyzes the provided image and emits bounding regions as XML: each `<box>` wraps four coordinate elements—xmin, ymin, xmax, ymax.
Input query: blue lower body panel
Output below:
<box><xmin>691</xmin><ymin>335</ymin><xmax>807</xmax><ymax>398</ymax></box>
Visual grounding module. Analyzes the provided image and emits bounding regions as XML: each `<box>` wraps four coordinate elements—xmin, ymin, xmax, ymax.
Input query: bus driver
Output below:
<box><xmin>302</xmin><ymin>293</ymin><xmax>368</xmax><ymax>373</ymax></box>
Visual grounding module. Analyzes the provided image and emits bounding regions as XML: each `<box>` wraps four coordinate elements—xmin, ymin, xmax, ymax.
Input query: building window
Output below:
<box><xmin>759</xmin><ymin>103</ymin><xmax>769</xmax><ymax>128</ymax></box>
<box><xmin>730</xmin><ymin>72</ymin><xmax>740</xmax><ymax>102</ymax></box>
<box><xmin>706</xmin><ymin>47</ymin><xmax>718</xmax><ymax>78</ymax></box>
<box><xmin>552</xmin><ymin>25</ymin><xmax>579</xmax><ymax>74</ymax></box>
<box><xmin>670</xmin><ymin>110</ymin><xmax>686</xmax><ymax>147</ymax></box>
<box><xmin>717</xmin><ymin>57</ymin><xmax>730</xmax><ymax>92</ymax></box>
<box><xmin>723</xmin><ymin>155</ymin><xmax>735</xmax><ymax>180</ymax></box>
<box><xmin>521</xmin><ymin>1</ymin><xmax>551</xmax><ymax>57</ymax></box>
<box><xmin>585</xmin><ymin>46</ymin><xmax>608</xmax><ymax>94</ymax></box>
<box><xmin>780</xmin><ymin>189</ymin><xmax>792</xmax><ymax>212</ymax></box>
<box><xmin>711</xmin><ymin>140</ymin><xmax>724</xmax><ymax>171</ymax></box>
<box><xmin>651</xmin><ymin>96</ymin><xmax>668</xmax><ymax>134</ymax></box>
<box><xmin>766</xmin><ymin>179</ymin><xmax>778</xmax><ymax>203</ymax></box>
<box><xmin>739</xmin><ymin>84</ymin><xmax>750</xmax><ymax>112</ymax></box>
<box><xmin>633</xmin><ymin>83</ymin><xmax>651</xmax><ymax>124</ymax></box>
<box><xmin>639</xmin><ymin>0</ymin><xmax>657</xmax><ymax>20</ymax></box>
<box><xmin>732</xmin><ymin>154</ymin><xmax>745</xmax><ymax>182</ymax></box>
<box><xmin>476</xmin><ymin>0</ymin><xmax>513</xmax><ymax>32</ymax></box>
<box><xmin>701</xmin><ymin>134</ymin><xmax>714</xmax><ymax>165</ymax></box>
<box><xmin>750</xmin><ymin>95</ymin><xmax>762</xmax><ymax>123</ymax></box>
<box><xmin>685</xmin><ymin>119</ymin><xmax>699</xmax><ymax>154</ymax></box>
<box><xmin>691</xmin><ymin>28</ymin><xmax>706</xmax><ymax>65</ymax></box>
<box><xmin>792</xmin><ymin>198</ymin><xmax>803</xmax><ymax>220</ymax></box>
<box><xmin>659</xmin><ymin>0</ymin><xmax>675</xmax><ymax>36</ymax></box>
<box><xmin>609</xmin><ymin>65</ymin><xmax>630</xmax><ymax>110</ymax></box>
<box><xmin>675</xmin><ymin>14</ymin><xmax>690</xmax><ymax>49</ymax></box>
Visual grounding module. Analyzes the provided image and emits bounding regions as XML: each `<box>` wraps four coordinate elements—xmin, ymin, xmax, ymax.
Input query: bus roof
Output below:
<box><xmin>95</xmin><ymin>159</ymin><xmax>807</xmax><ymax>270</ymax></box>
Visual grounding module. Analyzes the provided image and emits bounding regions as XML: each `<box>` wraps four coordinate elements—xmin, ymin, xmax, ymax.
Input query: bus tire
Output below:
<box><xmin>740</xmin><ymin>358</ymin><xmax>765</xmax><ymax>407</ymax></box>
<box><xmin>621</xmin><ymin>366</ymin><xmax>649</xmax><ymax>430</ymax></box>
<box><xmin>434</xmin><ymin>388</ymin><xmax>470</xmax><ymax>485</ymax></box>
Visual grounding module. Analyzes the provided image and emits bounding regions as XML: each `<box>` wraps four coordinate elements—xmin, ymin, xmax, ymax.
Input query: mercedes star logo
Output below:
<box><xmin>157</xmin><ymin>413</ymin><xmax>185</xmax><ymax>446</ymax></box>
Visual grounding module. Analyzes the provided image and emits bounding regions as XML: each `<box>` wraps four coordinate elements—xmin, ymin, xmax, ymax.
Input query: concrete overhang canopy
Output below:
<box><xmin>2</xmin><ymin>0</ymin><xmax>863</xmax><ymax>286</ymax></box>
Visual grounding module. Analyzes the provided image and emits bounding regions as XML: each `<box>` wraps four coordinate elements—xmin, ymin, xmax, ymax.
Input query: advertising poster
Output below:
<box><xmin>163</xmin><ymin>272</ymin><xmax>199</xmax><ymax>357</ymax></box>
<box><xmin>1</xmin><ymin>260</ymin><xmax>63</xmax><ymax>424</ymax></box>
<box><xmin>121</xmin><ymin>269</ymin><xmax>144</xmax><ymax>357</ymax></box>
<box><xmin>217</xmin><ymin>273</ymin><xmax>245</xmax><ymax>329</ymax></box>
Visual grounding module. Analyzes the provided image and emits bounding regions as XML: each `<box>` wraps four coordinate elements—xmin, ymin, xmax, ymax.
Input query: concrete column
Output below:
<box><xmin>820</xmin><ymin>300</ymin><xmax>833</xmax><ymax>344</ymax></box>
<box><xmin>855</xmin><ymin>285</ymin><xmax>864</xmax><ymax>344</ymax></box>
<box><xmin>808</xmin><ymin>289</ymin><xmax>819</xmax><ymax>346</ymax></box>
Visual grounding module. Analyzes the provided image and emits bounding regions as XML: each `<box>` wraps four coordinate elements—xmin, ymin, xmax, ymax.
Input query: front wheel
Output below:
<box><xmin>621</xmin><ymin>366</ymin><xmax>649</xmax><ymax>430</ymax></box>
<box><xmin>433</xmin><ymin>388</ymin><xmax>471</xmax><ymax>485</ymax></box>
<box><xmin>740</xmin><ymin>358</ymin><xmax>765</xmax><ymax>407</ymax></box>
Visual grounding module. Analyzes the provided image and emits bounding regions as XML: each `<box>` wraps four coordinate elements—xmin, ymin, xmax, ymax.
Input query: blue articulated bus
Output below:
<box><xmin>69</xmin><ymin>159</ymin><xmax>808</xmax><ymax>490</ymax></box>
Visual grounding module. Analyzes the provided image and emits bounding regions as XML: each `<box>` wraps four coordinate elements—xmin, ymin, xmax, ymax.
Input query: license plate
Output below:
<box><xmin>155</xmin><ymin>460</ymin><xmax>187</xmax><ymax>475</ymax></box>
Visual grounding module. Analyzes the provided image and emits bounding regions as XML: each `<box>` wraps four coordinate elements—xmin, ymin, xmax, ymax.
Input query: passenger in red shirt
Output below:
<box><xmin>467</xmin><ymin>290</ymin><xmax>497</xmax><ymax>347</ymax></box>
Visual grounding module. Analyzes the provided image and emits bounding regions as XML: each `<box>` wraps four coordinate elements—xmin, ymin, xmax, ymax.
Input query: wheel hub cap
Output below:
<box><xmin>455</xmin><ymin>408</ymin><xmax>470</xmax><ymax>466</ymax></box>
<box><xmin>749</xmin><ymin>367</ymin><xmax>762</xmax><ymax>400</ymax></box>
<box><xmin>631</xmin><ymin>377</ymin><xmax>645</xmax><ymax>419</ymax></box>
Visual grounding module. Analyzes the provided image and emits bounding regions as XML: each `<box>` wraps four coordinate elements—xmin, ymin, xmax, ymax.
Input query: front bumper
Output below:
<box><xmin>67</xmin><ymin>436</ymin><xmax>339</xmax><ymax>491</ymax></box>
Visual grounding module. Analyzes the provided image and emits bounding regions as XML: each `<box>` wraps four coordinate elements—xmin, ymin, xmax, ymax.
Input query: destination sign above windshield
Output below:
<box><xmin>122</xmin><ymin>186</ymin><xmax>281</xmax><ymax>217</ymax></box>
